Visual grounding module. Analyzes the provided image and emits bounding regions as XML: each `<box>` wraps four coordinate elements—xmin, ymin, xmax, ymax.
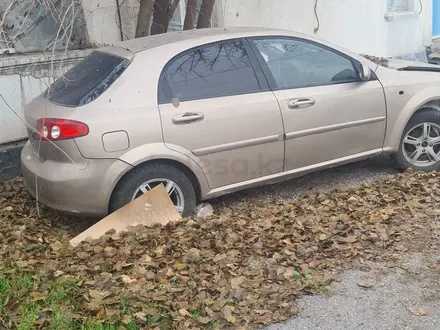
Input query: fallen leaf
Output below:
<box><xmin>15</xmin><ymin>260</ymin><xmax>28</xmax><ymax>268</ymax></box>
<box><xmin>223</xmin><ymin>305</ymin><xmax>236</xmax><ymax>324</ymax></box>
<box><xmin>408</xmin><ymin>307</ymin><xmax>427</xmax><ymax>316</ymax></box>
<box><xmin>347</xmin><ymin>196</ymin><xmax>358</xmax><ymax>204</ymax></box>
<box><xmin>173</xmin><ymin>262</ymin><xmax>187</xmax><ymax>270</ymax></box>
<box><xmin>30</xmin><ymin>292</ymin><xmax>45</xmax><ymax>302</ymax></box>
<box><xmin>179</xmin><ymin>308</ymin><xmax>191</xmax><ymax>317</ymax></box>
<box><xmin>213</xmin><ymin>254</ymin><xmax>227</xmax><ymax>262</ymax></box>
<box><xmin>357</xmin><ymin>279</ymin><xmax>374</xmax><ymax>288</ymax></box>
<box><xmin>121</xmin><ymin>315</ymin><xmax>132</xmax><ymax>324</ymax></box>
<box><xmin>121</xmin><ymin>275</ymin><xmax>136</xmax><ymax>284</ymax></box>
<box><xmin>198</xmin><ymin>316</ymin><xmax>212</xmax><ymax>324</ymax></box>
<box><xmin>340</xmin><ymin>236</ymin><xmax>357</xmax><ymax>243</ymax></box>
<box><xmin>50</xmin><ymin>241</ymin><xmax>63</xmax><ymax>252</ymax></box>
<box><xmin>95</xmin><ymin>308</ymin><xmax>106</xmax><ymax>319</ymax></box>
<box><xmin>54</xmin><ymin>270</ymin><xmax>64</xmax><ymax>277</ymax></box>
<box><xmin>134</xmin><ymin>312</ymin><xmax>147</xmax><ymax>321</ymax></box>
<box><xmin>231</xmin><ymin>276</ymin><xmax>245</xmax><ymax>289</ymax></box>
<box><xmin>89</xmin><ymin>289</ymin><xmax>110</xmax><ymax>301</ymax></box>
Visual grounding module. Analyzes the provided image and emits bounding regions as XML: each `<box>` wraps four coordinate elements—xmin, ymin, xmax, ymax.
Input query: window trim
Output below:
<box><xmin>246</xmin><ymin>36</ymin><xmax>376</xmax><ymax>92</ymax></box>
<box><xmin>157</xmin><ymin>37</ymin><xmax>270</xmax><ymax>105</ymax></box>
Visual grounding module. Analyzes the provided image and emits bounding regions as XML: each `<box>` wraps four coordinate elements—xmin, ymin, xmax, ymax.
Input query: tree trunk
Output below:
<box><xmin>151</xmin><ymin>0</ymin><xmax>181</xmax><ymax>35</ymax></box>
<box><xmin>135</xmin><ymin>0</ymin><xmax>155</xmax><ymax>38</ymax></box>
<box><xmin>196</xmin><ymin>0</ymin><xmax>215</xmax><ymax>29</ymax></box>
<box><xmin>183</xmin><ymin>0</ymin><xmax>198</xmax><ymax>30</ymax></box>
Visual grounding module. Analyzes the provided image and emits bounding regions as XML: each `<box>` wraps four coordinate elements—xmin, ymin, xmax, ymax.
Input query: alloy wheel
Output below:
<box><xmin>402</xmin><ymin>122</ymin><xmax>440</xmax><ymax>167</ymax></box>
<box><xmin>131</xmin><ymin>178</ymin><xmax>185</xmax><ymax>214</ymax></box>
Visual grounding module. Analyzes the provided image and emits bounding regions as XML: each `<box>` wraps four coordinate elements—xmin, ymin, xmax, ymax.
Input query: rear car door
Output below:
<box><xmin>158</xmin><ymin>39</ymin><xmax>285</xmax><ymax>188</ymax></box>
<box><xmin>248</xmin><ymin>37</ymin><xmax>387</xmax><ymax>171</ymax></box>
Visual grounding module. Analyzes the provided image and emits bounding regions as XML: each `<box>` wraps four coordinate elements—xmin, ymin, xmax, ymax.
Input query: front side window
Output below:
<box><xmin>252</xmin><ymin>38</ymin><xmax>360</xmax><ymax>90</ymax></box>
<box><xmin>162</xmin><ymin>40</ymin><xmax>261</xmax><ymax>102</ymax></box>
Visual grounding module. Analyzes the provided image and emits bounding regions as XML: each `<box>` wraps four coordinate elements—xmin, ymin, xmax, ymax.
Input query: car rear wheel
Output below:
<box><xmin>392</xmin><ymin>109</ymin><xmax>440</xmax><ymax>171</ymax></box>
<box><xmin>109</xmin><ymin>163</ymin><xmax>197</xmax><ymax>217</ymax></box>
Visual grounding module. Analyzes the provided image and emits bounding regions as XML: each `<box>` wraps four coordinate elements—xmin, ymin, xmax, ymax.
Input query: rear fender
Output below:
<box><xmin>118</xmin><ymin>143</ymin><xmax>210</xmax><ymax>197</ymax></box>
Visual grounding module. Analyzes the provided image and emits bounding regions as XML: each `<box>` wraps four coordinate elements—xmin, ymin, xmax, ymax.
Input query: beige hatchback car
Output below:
<box><xmin>21</xmin><ymin>27</ymin><xmax>440</xmax><ymax>217</ymax></box>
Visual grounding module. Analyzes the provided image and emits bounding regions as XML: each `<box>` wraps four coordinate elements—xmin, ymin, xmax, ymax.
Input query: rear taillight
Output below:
<box><xmin>36</xmin><ymin>118</ymin><xmax>89</xmax><ymax>141</ymax></box>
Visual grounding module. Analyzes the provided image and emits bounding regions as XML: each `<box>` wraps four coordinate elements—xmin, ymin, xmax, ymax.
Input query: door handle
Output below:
<box><xmin>171</xmin><ymin>112</ymin><xmax>204</xmax><ymax>124</ymax></box>
<box><xmin>287</xmin><ymin>98</ymin><xmax>315</xmax><ymax>109</ymax></box>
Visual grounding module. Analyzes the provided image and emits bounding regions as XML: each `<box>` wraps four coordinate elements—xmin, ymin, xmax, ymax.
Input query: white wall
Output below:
<box><xmin>81</xmin><ymin>0</ymin><xmax>433</xmax><ymax>59</ymax></box>
<box><xmin>385</xmin><ymin>0</ymin><xmax>432</xmax><ymax>59</ymax></box>
<box><xmin>81</xmin><ymin>0</ymin><xmax>126</xmax><ymax>45</ymax></box>
<box><xmin>0</xmin><ymin>75</ymin><xmax>51</xmax><ymax>143</ymax></box>
<box><xmin>81</xmin><ymin>0</ymin><xmax>186</xmax><ymax>46</ymax></box>
<box><xmin>0</xmin><ymin>50</ymin><xmax>91</xmax><ymax>144</ymax></box>
<box><xmin>214</xmin><ymin>0</ymin><xmax>432</xmax><ymax>59</ymax></box>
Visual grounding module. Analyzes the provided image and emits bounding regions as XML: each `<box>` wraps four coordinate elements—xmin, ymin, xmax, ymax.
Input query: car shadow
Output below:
<box><xmin>211</xmin><ymin>155</ymin><xmax>400</xmax><ymax>210</ymax></box>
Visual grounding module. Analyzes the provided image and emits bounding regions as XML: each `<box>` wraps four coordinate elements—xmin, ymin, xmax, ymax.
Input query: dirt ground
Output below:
<box><xmin>1</xmin><ymin>167</ymin><xmax>440</xmax><ymax>329</ymax></box>
<box><xmin>266</xmin><ymin>226</ymin><xmax>440</xmax><ymax>330</ymax></box>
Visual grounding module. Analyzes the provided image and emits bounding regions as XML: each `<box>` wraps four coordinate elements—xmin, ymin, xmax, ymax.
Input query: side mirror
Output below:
<box><xmin>359</xmin><ymin>63</ymin><xmax>371</xmax><ymax>81</ymax></box>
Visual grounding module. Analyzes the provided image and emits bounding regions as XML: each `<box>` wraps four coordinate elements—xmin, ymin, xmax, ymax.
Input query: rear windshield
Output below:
<box><xmin>43</xmin><ymin>51</ymin><xmax>130</xmax><ymax>107</ymax></box>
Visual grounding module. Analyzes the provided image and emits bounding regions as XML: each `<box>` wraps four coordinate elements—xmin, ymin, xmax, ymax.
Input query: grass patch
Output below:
<box><xmin>190</xmin><ymin>307</ymin><xmax>201</xmax><ymax>320</ymax></box>
<box><xmin>0</xmin><ymin>272</ymin><xmax>35</xmax><ymax>316</ymax></box>
<box><xmin>0</xmin><ymin>273</ymin><xmax>41</xmax><ymax>330</ymax></box>
<box><xmin>48</xmin><ymin>278</ymin><xmax>80</xmax><ymax>304</ymax></box>
<box><xmin>47</xmin><ymin>278</ymin><xmax>81</xmax><ymax>329</ymax></box>
<box><xmin>17</xmin><ymin>300</ymin><xmax>40</xmax><ymax>330</ymax></box>
<box><xmin>79</xmin><ymin>321</ymin><xmax>124</xmax><ymax>330</ymax></box>
<box><xmin>0</xmin><ymin>272</ymin><xmax>173</xmax><ymax>329</ymax></box>
<box><xmin>6</xmin><ymin>272</ymin><xmax>34</xmax><ymax>293</ymax></box>
<box><xmin>311</xmin><ymin>283</ymin><xmax>332</xmax><ymax>296</ymax></box>
<box><xmin>206</xmin><ymin>320</ymin><xmax>219</xmax><ymax>329</ymax></box>
<box><xmin>24</xmin><ymin>244</ymin><xmax>47</xmax><ymax>253</ymax></box>
<box><xmin>49</xmin><ymin>306</ymin><xmax>71</xmax><ymax>330</ymax></box>
<box><xmin>77</xmin><ymin>320</ymin><xmax>151</xmax><ymax>330</ymax></box>
<box><xmin>0</xmin><ymin>276</ymin><xmax>8</xmax><ymax>314</ymax></box>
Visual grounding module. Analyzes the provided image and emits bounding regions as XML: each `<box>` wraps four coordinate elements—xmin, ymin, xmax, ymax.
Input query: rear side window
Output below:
<box><xmin>43</xmin><ymin>51</ymin><xmax>130</xmax><ymax>107</ymax></box>
<box><xmin>161</xmin><ymin>40</ymin><xmax>261</xmax><ymax>102</ymax></box>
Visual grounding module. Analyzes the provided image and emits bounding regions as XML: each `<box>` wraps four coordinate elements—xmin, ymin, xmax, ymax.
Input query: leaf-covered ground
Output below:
<box><xmin>1</xmin><ymin>170</ymin><xmax>439</xmax><ymax>329</ymax></box>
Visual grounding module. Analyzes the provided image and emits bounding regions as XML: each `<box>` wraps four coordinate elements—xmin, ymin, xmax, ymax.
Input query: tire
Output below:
<box><xmin>392</xmin><ymin>109</ymin><xmax>440</xmax><ymax>172</ymax></box>
<box><xmin>109</xmin><ymin>162</ymin><xmax>197</xmax><ymax>217</ymax></box>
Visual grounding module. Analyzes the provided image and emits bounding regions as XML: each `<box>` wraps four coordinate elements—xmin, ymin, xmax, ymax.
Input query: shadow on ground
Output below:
<box><xmin>213</xmin><ymin>156</ymin><xmax>399</xmax><ymax>208</ymax></box>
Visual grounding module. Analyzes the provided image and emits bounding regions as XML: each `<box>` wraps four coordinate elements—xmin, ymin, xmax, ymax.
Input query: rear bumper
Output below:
<box><xmin>21</xmin><ymin>141</ymin><xmax>132</xmax><ymax>217</ymax></box>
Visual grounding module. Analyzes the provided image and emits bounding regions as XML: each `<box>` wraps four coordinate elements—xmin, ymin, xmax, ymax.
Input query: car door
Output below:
<box><xmin>248</xmin><ymin>36</ymin><xmax>387</xmax><ymax>171</ymax></box>
<box><xmin>158</xmin><ymin>39</ymin><xmax>285</xmax><ymax>189</ymax></box>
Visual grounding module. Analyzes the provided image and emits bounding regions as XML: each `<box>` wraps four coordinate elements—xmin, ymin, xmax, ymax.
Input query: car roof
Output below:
<box><xmin>111</xmin><ymin>26</ymin><xmax>291</xmax><ymax>54</ymax></box>
<box><xmin>98</xmin><ymin>26</ymin><xmax>378</xmax><ymax>72</ymax></box>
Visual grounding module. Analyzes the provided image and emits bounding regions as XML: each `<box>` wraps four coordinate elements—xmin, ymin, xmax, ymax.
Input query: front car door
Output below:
<box><xmin>248</xmin><ymin>36</ymin><xmax>387</xmax><ymax>171</ymax></box>
<box><xmin>158</xmin><ymin>39</ymin><xmax>285</xmax><ymax>188</ymax></box>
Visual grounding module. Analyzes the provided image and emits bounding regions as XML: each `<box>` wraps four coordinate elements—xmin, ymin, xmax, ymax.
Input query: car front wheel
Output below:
<box><xmin>109</xmin><ymin>163</ymin><xmax>197</xmax><ymax>217</ymax></box>
<box><xmin>392</xmin><ymin>109</ymin><xmax>440</xmax><ymax>171</ymax></box>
